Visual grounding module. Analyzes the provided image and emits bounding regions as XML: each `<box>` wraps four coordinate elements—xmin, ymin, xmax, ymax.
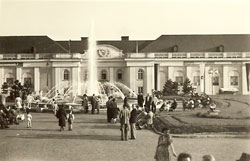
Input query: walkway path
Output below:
<box><xmin>0</xmin><ymin>112</ymin><xmax>249</xmax><ymax>161</ymax></box>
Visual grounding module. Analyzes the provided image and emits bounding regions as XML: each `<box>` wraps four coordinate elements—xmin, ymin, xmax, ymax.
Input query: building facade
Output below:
<box><xmin>0</xmin><ymin>35</ymin><xmax>250</xmax><ymax>96</ymax></box>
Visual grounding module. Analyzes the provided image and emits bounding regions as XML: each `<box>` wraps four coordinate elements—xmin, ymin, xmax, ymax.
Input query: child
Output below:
<box><xmin>67</xmin><ymin>110</ymin><xmax>74</xmax><ymax>131</ymax></box>
<box><xmin>26</xmin><ymin>111</ymin><xmax>32</xmax><ymax>128</ymax></box>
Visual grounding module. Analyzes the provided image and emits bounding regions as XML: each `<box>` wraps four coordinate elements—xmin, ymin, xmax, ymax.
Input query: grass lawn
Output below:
<box><xmin>154</xmin><ymin>95</ymin><xmax>250</xmax><ymax>134</ymax></box>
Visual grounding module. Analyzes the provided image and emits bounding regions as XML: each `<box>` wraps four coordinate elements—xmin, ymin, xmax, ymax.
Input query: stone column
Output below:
<box><xmin>223</xmin><ymin>66</ymin><xmax>229</xmax><ymax>88</ymax></box>
<box><xmin>16</xmin><ymin>67</ymin><xmax>22</xmax><ymax>82</ymax></box>
<box><xmin>168</xmin><ymin>66</ymin><xmax>174</xmax><ymax>81</ymax></box>
<box><xmin>52</xmin><ymin>67</ymin><xmax>61</xmax><ymax>93</ymax></box>
<box><xmin>242</xmin><ymin>64</ymin><xmax>248</xmax><ymax>95</ymax></box>
<box><xmin>145</xmin><ymin>66</ymin><xmax>154</xmax><ymax>95</ymax></box>
<box><xmin>199</xmin><ymin>63</ymin><xmax>205</xmax><ymax>93</ymax></box>
<box><xmin>127</xmin><ymin>67</ymin><xmax>135</xmax><ymax>92</ymax></box>
<box><xmin>204</xmin><ymin>66</ymin><xmax>212</xmax><ymax>95</ymax></box>
<box><xmin>109</xmin><ymin>67</ymin><xmax>114</xmax><ymax>83</ymax></box>
<box><xmin>71</xmin><ymin>67</ymin><xmax>80</xmax><ymax>96</ymax></box>
<box><xmin>34</xmin><ymin>67</ymin><xmax>40</xmax><ymax>94</ymax></box>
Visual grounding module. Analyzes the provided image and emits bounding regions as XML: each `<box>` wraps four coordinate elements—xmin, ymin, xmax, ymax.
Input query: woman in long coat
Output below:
<box><xmin>154</xmin><ymin>127</ymin><xmax>177</xmax><ymax>161</ymax></box>
<box><xmin>56</xmin><ymin>105</ymin><xmax>67</xmax><ymax>131</ymax></box>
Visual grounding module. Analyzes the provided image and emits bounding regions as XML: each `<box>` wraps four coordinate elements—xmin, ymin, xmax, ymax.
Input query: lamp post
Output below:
<box><xmin>208</xmin><ymin>68</ymin><xmax>219</xmax><ymax>95</ymax></box>
<box><xmin>46</xmin><ymin>62</ymin><xmax>49</xmax><ymax>87</ymax></box>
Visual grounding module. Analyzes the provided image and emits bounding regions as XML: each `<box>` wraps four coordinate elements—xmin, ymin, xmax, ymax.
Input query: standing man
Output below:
<box><xmin>106</xmin><ymin>96</ymin><xmax>113</xmax><ymax>122</ymax></box>
<box><xmin>119</xmin><ymin>100</ymin><xmax>130</xmax><ymax>141</ymax></box>
<box><xmin>129</xmin><ymin>104</ymin><xmax>137</xmax><ymax>140</ymax></box>
<box><xmin>137</xmin><ymin>92</ymin><xmax>144</xmax><ymax>108</ymax></box>
<box><xmin>82</xmin><ymin>94</ymin><xmax>88</xmax><ymax>113</ymax></box>
<box><xmin>91</xmin><ymin>94</ymin><xmax>97</xmax><ymax>114</ymax></box>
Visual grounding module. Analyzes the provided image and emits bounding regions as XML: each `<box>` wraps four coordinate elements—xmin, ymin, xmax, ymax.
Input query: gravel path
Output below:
<box><xmin>0</xmin><ymin>112</ymin><xmax>249</xmax><ymax>161</ymax></box>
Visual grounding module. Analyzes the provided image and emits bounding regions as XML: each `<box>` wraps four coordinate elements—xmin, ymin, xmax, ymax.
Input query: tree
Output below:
<box><xmin>162</xmin><ymin>79</ymin><xmax>179</xmax><ymax>95</ymax></box>
<box><xmin>182</xmin><ymin>78</ymin><xmax>193</xmax><ymax>95</ymax></box>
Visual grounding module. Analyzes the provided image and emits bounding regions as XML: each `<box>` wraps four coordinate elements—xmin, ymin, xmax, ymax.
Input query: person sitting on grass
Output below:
<box><xmin>169</xmin><ymin>99</ymin><xmax>177</xmax><ymax>112</ymax></box>
<box><xmin>209</xmin><ymin>102</ymin><xmax>216</xmax><ymax>112</ymax></box>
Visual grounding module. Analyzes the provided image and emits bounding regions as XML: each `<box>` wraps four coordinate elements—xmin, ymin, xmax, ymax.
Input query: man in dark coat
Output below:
<box><xmin>106</xmin><ymin>96</ymin><xmax>113</xmax><ymax>123</ymax></box>
<box><xmin>137</xmin><ymin>92</ymin><xmax>144</xmax><ymax>108</ymax></box>
<box><xmin>82</xmin><ymin>94</ymin><xmax>88</xmax><ymax>113</ymax></box>
<box><xmin>91</xmin><ymin>94</ymin><xmax>97</xmax><ymax>114</ymax></box>
<box><xmin>129</xmin><ymin>104</ymin><xmax>137</xmax><ymax>139</ymax></box>
<box><xmin>56</xmin><ymin>105</ymin><xmax>67</xmax><ymax>131</ymax></box>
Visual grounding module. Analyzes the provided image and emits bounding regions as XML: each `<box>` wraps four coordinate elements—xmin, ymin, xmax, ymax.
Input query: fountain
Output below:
<box><xmin>31</xmin><ymin>21</ymin><xmax>137</xmax><ymax>112</ymax></box>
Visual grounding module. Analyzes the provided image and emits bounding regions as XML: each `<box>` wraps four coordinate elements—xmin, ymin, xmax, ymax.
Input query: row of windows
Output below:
<box><xmin>64</xmin><ymin>69</ymin><xmax>239</xmax><ymax>86</ymax></box>
<box><xmin>62</xmin><ymin>69</ymin><xmax>124</xmax><ymax>81</ymax></box>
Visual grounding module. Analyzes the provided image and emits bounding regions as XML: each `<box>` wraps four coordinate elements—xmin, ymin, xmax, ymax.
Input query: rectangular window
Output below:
<box><xmin>175</xmin><ymin>76</ymin><xmax>183</xmax><ymax>86</ymax></box>
<box><xmin>213</xmin><ymin>76</ymin><xmax>219</xmax><ymax>86</ymax></box>
<box><xmin>193</xmin><ymin>76</ymin><xmax>200</xmax><ymax>86</ymax></box>
<box><xmin>138</xmin><ymin>87</ymin><xmax>143</xmax><ymax>93</ymax></box>
<box><xmin>102</xmin><ymin>73</ymin><xmax>107</xmax><ymax>80</ymax></box>
<box><xmin>118</xmin><ymin>73</ymin><xmax>122</xmax><ymax>80</ymax></box>
<box><xmin>230</xmin><ymin>76</ymin><xmax>238</xmax><ymax>86</ymax></box>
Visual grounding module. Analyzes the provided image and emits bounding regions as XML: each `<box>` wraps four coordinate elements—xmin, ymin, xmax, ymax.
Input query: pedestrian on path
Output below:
<box><xmin>154</xmin><ymin>127</ymin><xmax>177</xmax><ymax>161</ymax></box>
<box><xmin>56</xmin><ymin>105</ymin><xmax>67</xmax><ymax>131</ymax></box>
<box><xmin>129</xmin><ymin>104</ymin><xmax>137</xmax><ymax>140</ymax></box>
<box><xmin>119</xmin><ymin>97</ymin><xmax>130</xmax><ymax>141</ymax></box>
<box><xmin>67</xmin><ymin>110</ymin><xmax>74</xmax><ymax>131</ymax></box>
<box><xmin>26</xmin><ymin>111</ymin><xmax>32</xmax><ymax>128</ymax></box>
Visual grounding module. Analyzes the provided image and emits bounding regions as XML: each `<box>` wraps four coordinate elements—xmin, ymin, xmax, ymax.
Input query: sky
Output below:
<box><xmin>0</xmin><ymin>0</ymin><xmax>250</xmax><ymax>41</ymax></box>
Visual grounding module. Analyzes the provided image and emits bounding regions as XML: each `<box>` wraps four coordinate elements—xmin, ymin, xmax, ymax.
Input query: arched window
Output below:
<box><xmin>117</xmin><ymin>70</ymin><xmax>123</xmax><ymax>80</ymax></box>
<box><xmin>138</xmin><ymin>69</ymin><xmax>144</xmax><ymax>80</ymax></box>
<box><xmin>101</xmin><ymin>70</ymin><xmax>107</xmax><ymax>80</ymax></box>
<box><xmin>63</xmin><ymin>70</ymin><xmax>70</xmax><ymax>80</ymax></box>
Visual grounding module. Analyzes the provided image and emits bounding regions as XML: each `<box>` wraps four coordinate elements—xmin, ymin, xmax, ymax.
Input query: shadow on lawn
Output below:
<box><xmin>8</xmin><ymin>133</ymin><xmax>120</xmax><ymax>141</ymax></box>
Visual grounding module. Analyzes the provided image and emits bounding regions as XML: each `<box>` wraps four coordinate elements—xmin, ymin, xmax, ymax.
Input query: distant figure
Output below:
<box><xmin>96</xmin><ymin>96</ymin><xmax>101</xmax><ymax>114</ymax></box>
<box><xmin>154</xmin><ymin>127</ymin><xmax>177</xmax><ymax>161</ymax></box>
<box><xmin>129</xmin><ymin>104</ymin><xmax>137</xmax><ymax>140</ymax></box>
<box><xmin>177</xmin><ymin>153</ymin><xmax>192</xmax><ymax>161</ymax></box>
<box><xmin>111</xmin><ymin>98</ymin><xmax>118</xmax><ymax>123</ymax></box>
<box><xmin>82</xmin><ymin>94</ymin><xmax>88</xmax><ymax>113</ymax></box>
<box><xmin>15</xmin><ymin>95</ymin><xmax>22</xmax><ymax>112</ymax></box>
<box><xmin>67</xmin><ymin>110</ymin><xmax>75</xmax><ymax>131</ymax></box>
<box><xmin>106</xmin><ymin>96</ymin><xmax>113</xmax><ymax>123</ymax></box>
<box><xmin>119</xmin><ymin>98</ymin><xmax>130</xmax><ymax>141</ymax></box>
<box><xmin>137</xmin><ymin>92</ymin><xmax>144</xmax><ymax>108</ymax></box>
<box><xmin>26</xmin><ymin>111</ymin><xmax>32</xmax><ymax>128</ymax></box>
<box><xmin>202</xmin><ymin>154</ymin><xmax>215</xmax><ymax>161</ymax></box>
<box><xmin>56</xmin><ymin>105</ymin><xmax>67</xmax><ymax>131</ymax></box>
<box><xmin>26</xmin><ymin>93</ymin><xmax>34</xmax><ymax>109</ymax></box>
<box><xmin>91</xmin><ymin>94</ymin><xmax>97</xmax><ymax>114</ymax></box>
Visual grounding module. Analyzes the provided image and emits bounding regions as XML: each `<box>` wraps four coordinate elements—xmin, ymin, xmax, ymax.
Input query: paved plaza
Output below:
<box><xmin>0</xmin><ymin>111</ymin><xmax>249</xmax><ymax>161</ymax></box>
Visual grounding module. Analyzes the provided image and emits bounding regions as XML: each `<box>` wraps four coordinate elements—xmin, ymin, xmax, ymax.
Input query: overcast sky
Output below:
<box><xmin>0</xmin><ymin>0</ymin><xmax>250</xmax><ymax>40</ymax></box>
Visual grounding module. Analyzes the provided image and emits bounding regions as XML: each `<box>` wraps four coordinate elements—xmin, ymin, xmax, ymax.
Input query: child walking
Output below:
<box><xmin>67</xmin><ymin>110</ymin><xmax>74</xmax><ymax>131</ymax></box>
<box><xmin>26</xmin><ymin>111</ymin><xmax>32</xmax><ymax>128</ymax></box>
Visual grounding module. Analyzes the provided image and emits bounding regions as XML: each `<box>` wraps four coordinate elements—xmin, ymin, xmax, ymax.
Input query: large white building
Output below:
<box><xmin>0</xmin><ymin>35</ymin><xmax>250</xmax><ymax>96</ymax></box>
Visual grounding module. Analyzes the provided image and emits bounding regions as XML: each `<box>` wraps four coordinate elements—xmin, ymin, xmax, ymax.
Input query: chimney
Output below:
<box><xmin>121</xmin><ymin>36</ymin><xmax>129</xmax><ymax>41</ymax></box>
<box><xmin>31</xmin><ymin>46</ymin><xmax>36</xmax><ymax>53</ymax></box>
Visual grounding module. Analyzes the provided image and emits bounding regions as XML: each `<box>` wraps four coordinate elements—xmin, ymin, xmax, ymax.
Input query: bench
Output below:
<box><xmin>219</xmin><ymin>88</ymin><xmax>239</xmax><ymax>94</ymax></box>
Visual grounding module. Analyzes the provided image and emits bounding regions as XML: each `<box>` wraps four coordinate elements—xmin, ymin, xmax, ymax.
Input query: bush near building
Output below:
<box><xmin>182</xmin><ymin>78</ymin><xmax>194</xmax><ymax>95</ymax></box>
<box><xmin>162</xmin><ymin>79</ymin><xmax>179</xmax><ymax>96</ymax></box>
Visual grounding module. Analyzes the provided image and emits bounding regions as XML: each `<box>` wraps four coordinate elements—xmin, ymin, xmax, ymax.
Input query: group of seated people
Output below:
<box><xmin>0</xmin><ymin>105</ymin><xmax>24</xmax><ymax>129</ymax></box>
<box><xmin>159</xmin><ymin>99</ymin><xmax>178</xmax><ymax>112</ymax></box>
<box><xmin>136</xmin><ymin>107</ymin><xmax>154</xmax><ymax>129</ymax></box>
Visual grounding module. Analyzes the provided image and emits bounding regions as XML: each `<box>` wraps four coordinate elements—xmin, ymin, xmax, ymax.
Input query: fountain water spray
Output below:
<box><xmin>87</xmin><ymin>21</ymin><xmax>99</xmax><ymax>95</ymax></box>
